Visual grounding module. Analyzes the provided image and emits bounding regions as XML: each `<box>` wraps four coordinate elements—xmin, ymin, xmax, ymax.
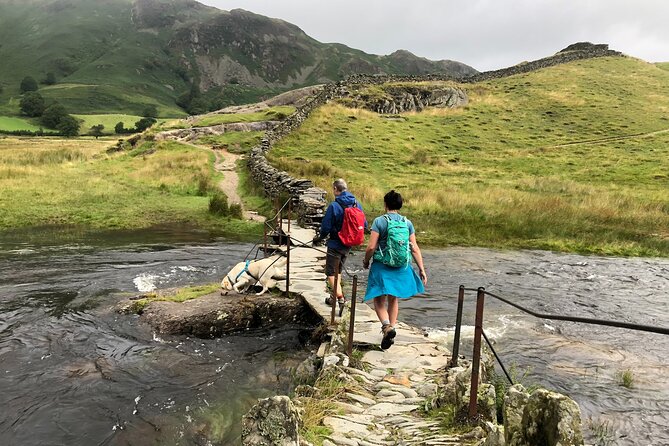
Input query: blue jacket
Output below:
<box><xmin>319</xmin><ymin>191</ymin><xmax>367</xmax><ymax>250</ymax></box>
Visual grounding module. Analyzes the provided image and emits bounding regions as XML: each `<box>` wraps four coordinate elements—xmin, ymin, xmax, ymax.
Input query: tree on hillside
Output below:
<box><xmin>176</xmin><ymin>82</ymin><xmax>201</xmax><ymax>112</ymax></box>
<box><xmin>187</xmin><ymin>97</ymin><xmax>210</xmax><ymax>115</ymax></box>
<box><xmin>57</xmin><ymin>115</ymin><xmax>80</xmax><ymax>137</ymax></box>
<box><xmin>43</xmin><ymin>72</ymin><xmax>57</xmax><ymax>85</ymax></box>
<box><xmin>20</xmin><ymin>92</ymin><xmax>45</xmax><ymax>117</ymax></box>
<box><xmin>134</xmin><ymin>117</ymin><xmax>157</xmax><ymax>132</ymax></box>
<box><xmin>89</xmin><ymin>124</ymin><xmax>105</xmax><ymax>139</ymax></box>
<box><xmin>41</xmin><ymin>103</ymin><xmax>68</xmax><ymax>128</ymax></box>
<box><xmin>142</xmin><ymin>105</ymin><xmax>158</xmax><ymax>118</ymax></box>
<box><xmin>114</xmin><ymin>121</ymin><xmax>127</xmax><ymax>134</ymax></box>
<box><xmin>20</xmin><ymin>76</ymin><xmax>39</xmax><ymax>93</ymax></box>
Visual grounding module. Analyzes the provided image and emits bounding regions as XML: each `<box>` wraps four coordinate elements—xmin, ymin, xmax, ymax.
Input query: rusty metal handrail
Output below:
<box><xmin>463</xmin><ymin>287</ymin><xmax>669</xmax><ymax>336</ymax></box>
<box><xmin>453</xmin><ymin>285</ymin><xmax>669</xmax><ymax>419</ymax></box>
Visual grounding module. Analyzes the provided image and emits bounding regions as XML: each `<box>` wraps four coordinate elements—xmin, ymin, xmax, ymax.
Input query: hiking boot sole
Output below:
<box><xmin>381</xmin><ymin>328</ymin><xmax>396</xmax><ymax>350</ymax></box>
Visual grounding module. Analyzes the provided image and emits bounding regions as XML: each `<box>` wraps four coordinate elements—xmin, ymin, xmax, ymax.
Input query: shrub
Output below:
<box><xmin>142</xmin><ymin>105</ymin><xmax>158</xmax><ymax>118</ymax></box>
<box><xmin>41</xmin><ymin>103</ymin><xmax>68</xmax><ymax>128</ymax></box>
<box><xmin>20</xmin><ymin>76</ymin><xmax>38</xmax><ymax>93</ymax></box>
<box><xmin>229</xmin><ymin>203</ymin><xmax>243</xmax><ymax>219</ymax></box>
<box><xmin>20</xmin><ymin>92</ymin><xmax>45</xmax><ymax>117</ymax></box>
<box><xmin>43</xmin><ymin>72</ymin><xmax>57</xmax><ymax>85</ymax></box>
<box><xmin>56</xmin><ymin>115</ymin><xmax>80</xmax><ymax>137</ymax></box>
<box><xmin>135</xmin><ymin>117</ymin><xmax>157</xmax><ymax>132</ymax></box>
<box><xmin>208</xmin><ymin>192</ymin><xmax>230</xmax><ymax>215</ymax></box>
<box><xmin>89</xmin><ymin>124</ymin><xmax>105</xmax><ymax>139</ymax></box>
<box><xmin>195</xmin><ymin>172</ymin><xmax>212</xmax><ymax>196</ymax></box>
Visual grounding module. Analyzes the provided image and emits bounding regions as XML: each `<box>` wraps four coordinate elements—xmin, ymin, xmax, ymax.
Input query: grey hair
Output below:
<box><xmin>333</xmin><ymin>178</ymin><xmax>348</xmax><ymax>192</ymax></box>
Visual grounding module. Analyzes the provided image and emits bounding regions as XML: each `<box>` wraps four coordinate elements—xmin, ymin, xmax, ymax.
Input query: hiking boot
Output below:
<box><xmin>325</xmin><ymin>295</ymin><xmax>346</xmax><ymax>306</ymax></box>
<box><xmin>380</xmin><ymin>324</ymin><xmax>396</xmax><ymax>350</ymax></box>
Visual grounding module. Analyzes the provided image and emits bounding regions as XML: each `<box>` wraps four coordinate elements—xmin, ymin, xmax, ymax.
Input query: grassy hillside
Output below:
<box><xmin>0</xmin><ymin>136</ymin><xmax>259</xmax><ymax>236</ymax></box>
<box><xmin>0</xmin><ymin>0</ymin><xmax>475</xmax><ymax>118</ymax></box>
<box><xmin>269</xmin><ymin>57</ymin><xmax>669</xmax><ymax>256</ymax></box>
<box><xmin>0</xmin><ymin>0</ymin><xmax>201</xmax><ymax>116</ymax></box>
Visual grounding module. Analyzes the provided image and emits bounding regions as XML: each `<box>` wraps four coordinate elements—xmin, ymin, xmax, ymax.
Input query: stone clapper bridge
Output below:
<box><xmin>266</xmin><ymin>220</ymin><xmax>468</xmax><ymax>446</ymax></box>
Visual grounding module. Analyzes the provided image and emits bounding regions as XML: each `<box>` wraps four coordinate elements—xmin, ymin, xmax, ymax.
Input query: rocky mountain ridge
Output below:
<box><xmin>0</xmin><ymin>0</ymin><xmax>477</xmax><ymax>114</ymax></box>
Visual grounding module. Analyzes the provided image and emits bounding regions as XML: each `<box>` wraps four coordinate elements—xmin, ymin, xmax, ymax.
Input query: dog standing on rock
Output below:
<box><xmin>220</xmin><ymin>255</ymin><xmax>287</xmax><ymax>296</ymax></box>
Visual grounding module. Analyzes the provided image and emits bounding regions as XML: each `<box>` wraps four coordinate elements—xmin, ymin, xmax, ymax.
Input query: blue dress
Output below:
<box><xmin>363</xmin><ymin>213</ymin><xmax>425</xmax><ymax>301</ymax></box>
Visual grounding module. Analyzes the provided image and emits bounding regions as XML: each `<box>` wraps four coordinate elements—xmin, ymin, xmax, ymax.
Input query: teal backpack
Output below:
<box><xmin>373</xmin><ymin>214</ymin><xmax>411</xmax><ymax>267</ymax></box>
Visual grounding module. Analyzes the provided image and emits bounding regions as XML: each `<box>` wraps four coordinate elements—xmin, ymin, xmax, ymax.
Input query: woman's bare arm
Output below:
<box><xmin>363</xmin><ymin>231</ymin><xmax>379</xmax><ymax>269</ymax></box>
<box><xmin>409</xmin><ymin>233</ymin><xmax>427</xmax><ymax>285</ymax></box>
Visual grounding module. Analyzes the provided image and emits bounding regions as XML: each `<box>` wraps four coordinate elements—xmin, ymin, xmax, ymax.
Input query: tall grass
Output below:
<box><xmin>0</xmin><ymin>137</ymin><xmax>257</xmax><ymax>231</ymax></box>
<box><xmin>268</xmin><ymin>57</ymin><xmax>669</xmax><ymax>256</ymax></box>
<box><xmin>195</xmin><ymin>131</ymin><xmax>264</xmax><ymax>154</ymax></box>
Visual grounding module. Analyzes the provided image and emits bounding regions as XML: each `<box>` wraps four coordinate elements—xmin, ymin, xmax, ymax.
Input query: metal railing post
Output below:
<box><xmin>346</xmin><ymin>275</ymin><xmax>358</xmax><ymax>357</ymax></box>
<box><xmin>263</xmin><ymin>223</ymin><xmax>268</xmax><ymax>256</ymax></box>
<box><xmin>469</xmin><ymin>287</ymin><xmax>485</xmax><ymax>419</ymax></box>
<box><xmin>285</xmin><ymin>235</ymin><xmax>291</xmax><ymax>297</ymax></box>
<box><xmin>278</xmin><ymin>198</ymin><xmax>283</xmax><ymax>236</ymax></box>
<box><xmin>287</xmin><ymin>200</ymin><xmax>292</xmax><ymax>233</ymax></box>
<box><xmin>330</xmin><ymin>258</ymin><xmax>340</xmax><ymax>325</ymax></box>
<box><xmin>450</xmin><ymin>285</ymin><xmax>465</xmax><ymax>368</ymax></box>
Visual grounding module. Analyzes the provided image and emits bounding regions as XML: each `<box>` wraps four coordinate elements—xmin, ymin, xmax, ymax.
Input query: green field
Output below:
<box><xmin>0</xmin><ymin>116</ymin><xmax>44</xmax><ymax>132</ymax></box>
<box><xmin>269</xmin><ymin>57</ymin><xmax>669</xmax><ymax>256</ymax></box>
<box><xmin>0</xmin><ymin>136</ymin><xmax>261</xmax><ymax>236</ymax></box>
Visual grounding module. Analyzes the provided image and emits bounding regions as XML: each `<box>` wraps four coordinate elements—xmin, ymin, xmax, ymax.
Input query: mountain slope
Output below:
<box><xmin>0</xmin><ymin>0</ymin><xmax>477</xmax><ymax>115</ymax></box>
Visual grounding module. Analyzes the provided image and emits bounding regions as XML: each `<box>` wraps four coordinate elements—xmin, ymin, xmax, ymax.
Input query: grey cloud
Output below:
<box><xmin>200</xmin><ymin>0</ymin><xmax>669</xmax><ymax>70</ymax></box>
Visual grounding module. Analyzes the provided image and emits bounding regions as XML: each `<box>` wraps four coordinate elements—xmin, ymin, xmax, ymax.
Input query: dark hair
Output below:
<box><xmin>384</xmin><ymin>190</ymin><xmax>403</xmax><ymax>211</ymax></box>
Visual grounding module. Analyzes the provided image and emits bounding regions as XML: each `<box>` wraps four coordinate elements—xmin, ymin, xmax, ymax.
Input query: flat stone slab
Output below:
<box><xmin>364</xmin><ymin>402</ymin><xmax>419</xmax><ymax>416</ymax></box>
<box><xmin>323</xmin><ymin>416</ymin><xmax>371</xmax><ymax>437</ymax></box>
<box><xmin>362</xmin><ymin>344</ymin><xmax>451</xmax><ymax>372</ymax></box>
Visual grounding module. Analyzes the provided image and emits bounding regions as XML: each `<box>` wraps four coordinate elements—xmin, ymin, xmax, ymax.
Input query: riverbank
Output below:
<box><xmin>0</xmin><ymin>136</ymin><xmax>263</xmax><ymax>235</ymax></box>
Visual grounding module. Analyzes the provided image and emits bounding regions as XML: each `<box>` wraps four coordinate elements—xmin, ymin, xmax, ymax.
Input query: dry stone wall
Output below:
<box><xmin>246</xmin><ymin>43</ymin><xmax>625</xmax><ymax>229</ymax></box>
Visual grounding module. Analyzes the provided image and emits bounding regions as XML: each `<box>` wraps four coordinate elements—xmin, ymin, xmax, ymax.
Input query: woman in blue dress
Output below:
<box><xmin>362</xmin><ymin>190</ymin><xmax>428</xmax><ymax>349</ymax></box>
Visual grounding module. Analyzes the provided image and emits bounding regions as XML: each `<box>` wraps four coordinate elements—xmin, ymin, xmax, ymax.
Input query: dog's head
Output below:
<box><xmin>220</xmin><ymin>276</ymin><xmax>234</xmax><ymax>295</ymax></box>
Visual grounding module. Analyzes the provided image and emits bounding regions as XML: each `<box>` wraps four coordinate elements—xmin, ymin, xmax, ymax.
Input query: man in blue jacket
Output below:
<box><xmin>314</xmin><ymin>178</ymin><xmax>367</xmax><ymax>304</ymax></box>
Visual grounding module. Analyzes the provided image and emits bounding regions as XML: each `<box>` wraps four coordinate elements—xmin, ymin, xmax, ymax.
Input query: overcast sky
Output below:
<box><xmin>198</xmin><ymin>0</ymin><xmax>669</xmax><ymax>71</ymax></box>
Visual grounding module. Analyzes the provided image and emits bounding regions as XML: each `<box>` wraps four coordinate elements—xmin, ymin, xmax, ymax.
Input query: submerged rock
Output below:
<box><xmin>242</xmin><ymin>396</ymin><xmax>301</xmax><ymax>446</ymax></box>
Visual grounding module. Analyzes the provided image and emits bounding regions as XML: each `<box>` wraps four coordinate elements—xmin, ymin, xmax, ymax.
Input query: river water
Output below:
<box><xmin>0</xmin><ymin>228</ymin><xmax>313</xmax><ymax>446</ymax></box>
<box><xmin>1</xmin><ymin>230</ymin><xmax>668</xmax><ymax>445</ymax></box>
<box><xmin>396</xmin><ymin>248</ymin><xmax>669</xmax><ymax>446</ymax></box>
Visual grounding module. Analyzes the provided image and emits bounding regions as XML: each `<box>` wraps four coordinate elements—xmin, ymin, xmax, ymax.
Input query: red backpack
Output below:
<box><xmin>337</xmin><ymin>201</ymin><xmax>366</xmax><ymax>247</ymax></box>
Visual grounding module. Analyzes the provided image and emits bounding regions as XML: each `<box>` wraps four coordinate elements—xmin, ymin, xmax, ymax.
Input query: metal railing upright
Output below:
<box><xmin>452</xmin><ymin>285</ymin><xmax>669</xmax><ymax>419</ymax></box>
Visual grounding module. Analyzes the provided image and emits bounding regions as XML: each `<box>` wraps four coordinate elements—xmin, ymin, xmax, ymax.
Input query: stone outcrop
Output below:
<box><xmin>504</xmin><ymin>386</ymin><xmax>584</xmax><ymax>446</ymax></box>
<box><xmin>504</xmin><ymin>384</ymin><xmax>530</xmax><ymax>444</ymax></box>
<box><xmin>241</xmin><ymin>396</ymin><xmax>302</xmax><ymax>446</ymax></box>
<box><xmin>343</xmin><ymin>84</ymin><xmax>468</xmax><ymax>114</ymax></box>
<box><xmin>133</xmin><ymin>292</ymin><xmax>320</xmax><ymax>338</ymax></box>
<box><xmin>156</xmin><ymin>121</ymin><xmax>277</xmax><ymax>142</ymax></box>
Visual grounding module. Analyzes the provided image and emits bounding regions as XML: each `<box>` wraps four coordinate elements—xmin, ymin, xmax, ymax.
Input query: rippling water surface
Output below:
<box><xmin>2</xmin><ymin>227</ymin><xmax>668</xmax><ymax>445</ymax></box>
<box><xmin>390</xmin><ymin>248</ymin><xmax>669</xmax><ymax>446</ymax></box>
<box><xmin>0</xmin><ymin>228</ymin><xmax>311</xmax><ymax>445</ymax></box>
